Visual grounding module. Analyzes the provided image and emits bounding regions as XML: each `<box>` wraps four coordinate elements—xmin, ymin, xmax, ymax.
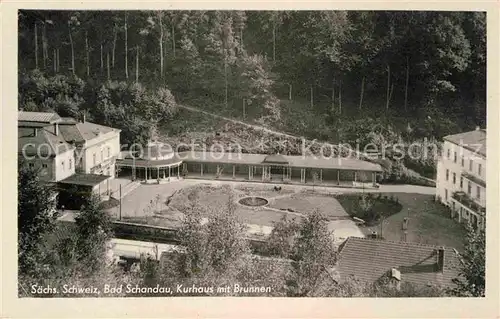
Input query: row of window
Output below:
<box><xmin>28</xmin><ymin>162</ymin><xmax>47</xmax><ymax>169</ymax></box>
<box><xmin>27</xmin><ymin>145</ymin><xmax>113</xmax><ymax>172</ymax></box>
<box><xmin>93</xmin><ymin>147</ymin><xmax>112</xmax><ymax>166</ymax></box>
<box><xmin>29</xmin><ymin>161</ymin><xmax>71</xmax><ymax>174</ymax></box>
<box><xmin>446</xmin><ymin>149</ymin><xmax>482</xmax><ymax>176</ymax></box>
<box><xmin>33</xmin><ymin>160</ymin><xmax>73</xmax><ymax>171</ymax></box>
<box><xmin>61</xmin><ymin>159</ymin><xmax>72</xmax><ymax>171</ymax></box>
<box><xmin>445</xmin><ymin>169</ymin><xmax>481</xmax><ymax>200</ymax></box>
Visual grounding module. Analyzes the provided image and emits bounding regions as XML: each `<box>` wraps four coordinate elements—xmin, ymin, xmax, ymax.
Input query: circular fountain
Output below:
<box><xmin>238</xmin><ymin>196</ymin><xmax>269</xmax><ymax>207</ymax></box>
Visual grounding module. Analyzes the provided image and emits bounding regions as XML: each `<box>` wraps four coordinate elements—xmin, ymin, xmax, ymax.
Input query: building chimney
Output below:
<box><xmin>54</xmin><ymin>123</ymin><xmax>59</xmax><ymax>136</ymax></box>
<box><xmin>391</xmin><ymin>268</ymin><xmax>401</xmax><ymax>281</ymax></box>
<box><xmin>437</xmin><ymin>247</ymin><xmax>445</xmax><ymax>272</ymax></box>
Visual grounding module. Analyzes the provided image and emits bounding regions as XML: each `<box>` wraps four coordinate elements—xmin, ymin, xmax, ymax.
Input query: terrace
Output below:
<box><xmin>462</xmin><ymin>171</ymin><xmax>486</xmax><ymax>188</ymax></box>
<box><xmin>452</xmin><ymin>191</ymin><xmax>486</xmax><ymax>215</ymax></box>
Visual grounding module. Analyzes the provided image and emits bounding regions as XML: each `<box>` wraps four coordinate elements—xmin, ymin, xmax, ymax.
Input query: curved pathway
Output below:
<box><xmin>178</xmin><ymin>104</ymin><xmax>373</xmax><ymax>160</ymax></box>
<box><xmin>178</xmin><ymin>104</ymin><xmax>299</xmax><ymax>140</ymax></box>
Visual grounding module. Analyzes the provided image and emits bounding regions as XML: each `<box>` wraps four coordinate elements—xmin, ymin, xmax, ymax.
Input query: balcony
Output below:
<box><xmin>89</xmin><ymin>156</ymin><xmax>117</xmax><ymax>174</ymax></box>
<box><xmin>462</xmin><ymin>171</ymin><xmax>486</xmax><ymax>188</ymax></box>
<box><xmin>452</xmin><ymin>191</ymin><xmax>485</xmax><ymax>215</ymax></box>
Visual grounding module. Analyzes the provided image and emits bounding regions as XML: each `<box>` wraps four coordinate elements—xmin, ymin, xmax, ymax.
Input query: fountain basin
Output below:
<box><xmin>238</xmin><ymin>196</ymin><xmax>269</xmax><ymax>207</ymax></box>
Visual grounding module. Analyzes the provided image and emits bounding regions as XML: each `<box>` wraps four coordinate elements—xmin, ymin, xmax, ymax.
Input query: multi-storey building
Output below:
<box><xmin>58</xmin><ymin>116</ymin><xmax>121</xmax><ymax>177</ymax></box>
<box><xmin>435</xmin><ymin>127</ymin><xmax>486</xmax><ymax>229</ymax></box>
<box><xmin>18</xmin><ymin>112</ymin><xmax>76</xmax><ymax>182</ymax></box>
<box><xmin>18</xmin><ymin>111</ymin><xmax>121</xmax><ymax>208</ymax></box>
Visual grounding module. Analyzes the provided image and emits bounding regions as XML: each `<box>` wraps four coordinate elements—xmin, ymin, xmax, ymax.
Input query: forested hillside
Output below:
<box><xmin>18</xmin><ymin>10</ymin><xmax>486</xmax><ymax>180</ymax></box>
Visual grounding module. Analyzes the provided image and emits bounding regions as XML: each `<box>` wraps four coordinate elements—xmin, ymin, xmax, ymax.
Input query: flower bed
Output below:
<box><xmin>336</xmin><ymin>193</ymin><xmax>403</xmax><ymax>226</ymax></box>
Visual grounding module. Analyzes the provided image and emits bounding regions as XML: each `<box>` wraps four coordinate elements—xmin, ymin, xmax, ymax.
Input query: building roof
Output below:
<box><xmin>18</xmin><ymin>112</ymin><xmax>120</xmax><ymax>156</ymax></box>
<box><xmin>18</xmin><ymin>111</ymin><xmax>62</xmax><ymax>124</ymax></box>
<box><xmin>18</xmin><ymin>121</ymin><xmax>56</xmax><ymax>128</ymax></box>
<box><xmin>58</xmin><ymin>173</ymin><xmax>111</xmax><ymax>186</ymax></box>
<box><xmin>337</xmin><ymin>237</ymin><xmax>462</xmax><ymax>288</ymax></box>
<box><xmin>116</xmin><ymin>156</ymin><xmax>183</xmax><ymax>168</ymax></box>
<box><xmin>262</xmin><ymin>153</ymin><xmax>289</xmax><ymax>165</ymax></box>
<box><xmin>18</xmin><ymin>127</ymin><xmax>73</xmax><ymax>157</ymax></box>
<box><xmin>175</xmin><ymin>152</ymin><xmax>383</xmax><ymax>172</ymax></box>
<box><xmin>444</xmin><ymin>129</ymin><xmax>486</xmax><ymax>158</ymax></box>
<box><xmin>181</xmin><ymin>151</ymin><xmax>267</xmax><ymax>166</ymax></box>
<box><xmin>286</xmin><ymin>155</ymin><xmax>382</xmax><ymax>171</ymax></box>
<box><xmin>143</xmin><ymin>141</ymin><xmax>175</xmax><ymax>160</ymax></box>
<box><xmin>59</xmin><ymin>121</ymin><xmax>119</xmax><ymax>143</ymax></box>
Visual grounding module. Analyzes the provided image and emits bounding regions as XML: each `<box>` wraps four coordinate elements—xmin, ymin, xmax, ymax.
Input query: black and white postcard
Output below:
<box><xmin>2</xmin><ymin>1</ymin><xmax>499</xmax><ymax>318</ymax></box>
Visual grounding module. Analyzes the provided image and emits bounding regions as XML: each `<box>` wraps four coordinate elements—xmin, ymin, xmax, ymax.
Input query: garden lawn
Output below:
<box><xmin>345</xmin><ymin>193</ymin><xmax>466</xmax><ymax>251</ymax></box>
<box><xmin>270</xmin><ymin>194</ymin><xmax>349</xmax><ymax>218</ymax></box>
<box><xmin>169</xmin><ymin>184</ymin><xmax>303</xmax><ymax>227</ymax></box>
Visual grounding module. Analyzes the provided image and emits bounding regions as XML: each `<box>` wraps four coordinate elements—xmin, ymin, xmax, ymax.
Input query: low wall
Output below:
<box><xmin>111</xmin><ymin>220</ymin><xmax>270</xmax><ymax>255</ymax></box>
<box><xmin>112</xmin><ymin>221</ymin><xmax>180</xmax><ymax>244</ymax></box>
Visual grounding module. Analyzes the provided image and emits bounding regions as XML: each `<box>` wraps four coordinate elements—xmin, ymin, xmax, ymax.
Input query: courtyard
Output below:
<box><xmin>106</xmin><ymin>181</ymin><xmax>364</xmax><ymax>242</ymax></box>
<box><xmin>361</xmin><ymin>192</ymin><xmax>467</xmax><ymax>251</ymax></box>
<box><xmin>103</xmin><ymin>179</ymin><xmax>466</xmax><ymax>250</ymax></box>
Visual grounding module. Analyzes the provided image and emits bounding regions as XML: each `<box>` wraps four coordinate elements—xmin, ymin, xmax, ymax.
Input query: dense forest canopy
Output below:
<box><xmin>18</xmin><ymin>10</ymin><xmax>486</xmax><ymax>147</ymax></box>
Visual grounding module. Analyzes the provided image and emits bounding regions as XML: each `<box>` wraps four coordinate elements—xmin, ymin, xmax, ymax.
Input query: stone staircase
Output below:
<box><xmin>110</xmin><ymin>180</ymin><xmax>141</xmax><ymax>200</ymax></box>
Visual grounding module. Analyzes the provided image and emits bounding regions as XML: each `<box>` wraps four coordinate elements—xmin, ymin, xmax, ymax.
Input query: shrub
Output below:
<box><xmin>336</xmin><ymin>194</ymin><xmax>403</xmax><ymax>226</ymax></box>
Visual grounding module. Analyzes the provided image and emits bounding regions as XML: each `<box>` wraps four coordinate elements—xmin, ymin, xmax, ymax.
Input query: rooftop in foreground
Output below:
<box><xmin>18</xmin><ymin>111</ymin><xmax>62</xmax><ymax>124</ymax></box>
<box><xmin>337</xmin><ymin>237</ymin><xmax>462</xmax><ymax>288</ymax></box>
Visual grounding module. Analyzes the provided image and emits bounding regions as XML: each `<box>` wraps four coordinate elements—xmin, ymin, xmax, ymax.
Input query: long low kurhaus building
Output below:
<box><xmin>116</xmin><ymin>142</ymin><xmax>383</xmax><ymax>188</ymax></box>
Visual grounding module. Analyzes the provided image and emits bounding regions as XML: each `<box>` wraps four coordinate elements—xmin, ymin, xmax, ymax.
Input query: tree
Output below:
<box><xmin>171</xmin><ymin>36</ymin><xmax>202</xmax><ymax>93</ymax></box>
<box><xmin>311</xmin><ymin>171</ymin><xmax>320</xmax><ymax>191</ymax></box>
<box><xmin>139</xmin><ymin>11</ymin><xmax>169</xmax><ymax>81</ymax></box>
<box><xmin>359</xmin><ymin>193</ymin><xmax>375</xmax><ymax>221</ymax></box>
<box><xmin>265</xmin><ymin>215</ymin><xmax>299</xmax><ymax>258</ymax></box>
<box><xmin>67</xmin><ymin>12</ymin><xmax>80</xmax><ymax>76</ymax></box>
<box><xmin>449</xmin><ymin>222</ymin><xmax>485</xmax><ymax>297</ymax></box>
<box><xmin>266</xmin><ymin>210</ymin><xmax>337</xmax><ymax>297</ymax></box>
<box><xmin>161</xmin><ymin>193</ymin><xmax>251</xmax><ymax>293</ymax></box>
<box><xmin>124</xmin><ymin>12</ymin><xmax>129</xmax><ymax>79</ymax></box>
<box><xmin>18</xmin><ymin>162</ymin><xmax>58</xmax><ymax>277</ymax></box>
<box><xmin>328</xmin><ymin>275</ymin><xmax>445</xmax><ymax>297</ymax></box>
<box><xmin>236</xmin><ymin>53</ymin><xmax>278</xmax><ymax>120</ymax></box>
<box><xmin>288</xmin><ymin>210</ymin><xmax>337</xmax><ymax>296</ymax></box>
<box><xmin>269</xmin><ymin>12</ymin><xmax>283</xmax><ymax>62</ymax></box>
<box><xmin>18</xmin><ymin>190</ymin><xmax>137</xmax><ymax>298</ymax></box>
<box><xmin>72</xmin><ymin>194</ymin><xmax>114</xmax><ymax>275</ymax></box>
<box><xmin>34</xmin><ymin>20</ymin><xmax>39</xmax><ymax>69</ymax></box>
<box><xmin>91</xmin><ymin>80</ymin><xmax>177</xmax><ymax>146</ymax></box>
<box><xmin>19</xmin><ymin>70</ymin><xmax>86</xmax><ymax>118</ymax></box>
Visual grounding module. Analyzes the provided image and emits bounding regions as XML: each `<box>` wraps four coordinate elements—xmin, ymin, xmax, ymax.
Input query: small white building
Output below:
<box><xmin>18</xmin><ymin>112</ymin><xmax>76</xmax><ymax>182</ymax></box>
<box><xmin>58</xmin><ymin>116</ymin><xmax>121</xmax><ymax>177</ymax></box>
<box><xmin>435</xmin><ymin>127</ymin><xmax>486</xmax><ymax>229</ymax></box>
<box><xmin>18</xmin><ymin>111</ymin><xmax>121</xmax><ymax>209</ymax></box>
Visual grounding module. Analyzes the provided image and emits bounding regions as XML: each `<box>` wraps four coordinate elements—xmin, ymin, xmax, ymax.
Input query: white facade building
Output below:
<box><xmin>18</xmin><ymin>112</ymin><xmax>76</xmax><ymax>182</ymax></box>
<box><xmin>435</xmin><ymin>127</ymin><xmax>486</xmax><ymax>229</ymax></box>
<box><xmin>18</xmin><ymin>111</ymin><xmax>121</xmax><ymax>205</ymax></box>
<box><xmin>58</xmin><ymin>117</ymin><xmax>121</xmax><ymax>177</ymax></box>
